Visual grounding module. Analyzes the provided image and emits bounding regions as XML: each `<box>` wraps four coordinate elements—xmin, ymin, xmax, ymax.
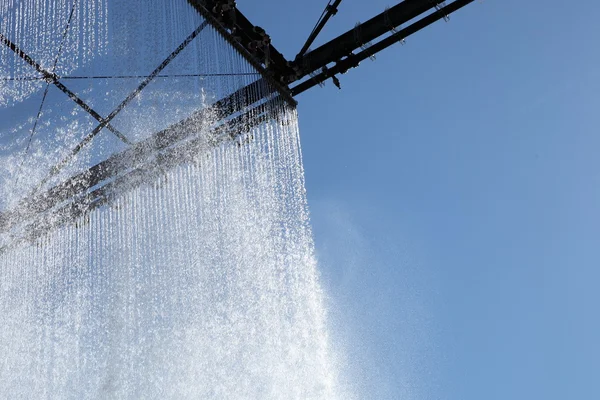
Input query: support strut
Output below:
<box><xmin>0</xmin><ymin>33</ymin><xmax>131</xmax><ymax>145</ymax></box>
<box><xmin>34</xmin><ymin>20</ymin><xmax>210</xmax><ymax>192</ymax></box>
<box><xmin>296</xmin><ymin>0</ymin><xmax>343</xmax><ymax>59</ymax></box>
<box><xmin>291</xmin><ymin>0</ymin><xmax>476</xmax><ymax>96</ymax></box>
<box><xmin>291</xmin><ymin>0</ymin><xmax>446</xmax><ymax>83</ymax></box>
<box><xmin>0</xmin><ymin>0</ymin><xmax>479</xmax><ymax>245</ymax></box>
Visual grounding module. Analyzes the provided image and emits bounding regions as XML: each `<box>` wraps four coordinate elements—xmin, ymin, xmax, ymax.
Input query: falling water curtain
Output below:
<box><xmin>0</xmin><ymin>1</ymin><xmax>343</xmax><ymax>398</ymax></box>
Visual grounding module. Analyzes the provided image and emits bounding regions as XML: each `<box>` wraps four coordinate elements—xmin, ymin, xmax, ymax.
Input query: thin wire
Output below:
<box><xmin>309</xmin><ymin>5</ymin><xmax>330</xmax><ymax>41</ymax></box>
<box><xmin>298</xmin><ymin>0</ymin><xmax>338</xmax><ymax>57</ymax></box>
<box><xmin>1</xmin><ymin>33</ymin><xmax>131</xmax><ymax>145</ymax></box>
<box><xmin>0</xmin><ymin>72</ymin><xmax>261</xmax><ymax>81</ymax></box>
<box><xmin>14</xmin><ymin>0</ymin><xmax>78</xmax><ymax>187</ymax></box>
<box><xmin>36</xmin><ymin>20</ymin><xmax>210</xmax><ymax>193</ymax></box>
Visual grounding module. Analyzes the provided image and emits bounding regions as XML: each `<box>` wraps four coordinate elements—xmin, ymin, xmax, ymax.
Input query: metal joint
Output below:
<box><xmin>384</xmin><ymin>6</ymin><xmax>399</xmax><ymax>34</ymax></box>
<box><xmin>435</xmin><ymin>1</ymin><xmax>450</xmax><ymax>22</ymax></box>
<box><xmin>326</xmin><ymin>4</ymin><xmax>338</xmax><ymax>15</ymax></box>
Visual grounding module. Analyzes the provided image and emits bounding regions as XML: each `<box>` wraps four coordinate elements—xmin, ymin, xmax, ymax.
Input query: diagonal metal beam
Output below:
<box><xmin>39</xmin><ymin>20</ymin><xmax>210</xmax><ymax>189</ymax></box>
<box><xmin>291</xmin><ymin>0</ymin><xmax>476</xmax><ymax>96</ymax></box>
<box><xmin>0</xmin><ymin>94</ymin><xmax>286</xmax><ymax>254</ymax></box>
<box><xmin>0</xmin><ymin>32</ymin><xmax>132</xmax><ymax>145</ymax></box>
<box><xmin>186</xmin><ymin>0</ymin><xmax>297</xmax><ymax>99</ymax></box>
<box><xmin>297</xmin><ymin>0</ymin><xmax>343</xmax><ymax>59</ymax></box>
<box><xmin>88</xmin><ymin>20</ymin><xmax>211</xmax><ymax>139</ymax></box>
<box><xmin>291</xmin><ymin>0</ymin><xmax>445</xmax><ymax>82</ymax></box>
<box><xmin>0</xmin><ymin>78</ymin><xmax>277</xmax><ymax>236</ymax></box>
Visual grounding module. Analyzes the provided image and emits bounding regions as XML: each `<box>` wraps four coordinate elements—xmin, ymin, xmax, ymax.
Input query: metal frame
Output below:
<box><xmin>0</xmin><ymin>0</ymin><xmax>477</xmax><ymax>247</ymax></box>
<box><xmin>34</xmin><ymin>20</ymin><xmax>211</xmax><ymax>190</ymax></box>
<box><xmin>0</xmin><ymin>33</ymin><xmax>131</xmax><ymax>145</ymax></box>
<box><xmin>1</xmin><ymin>95</ymin><xmax>288</xmax><ymax>253</ymax></box>
<box><xmin>190</xmin><ymin>0</ymin><xmax>475</xmax><ymax>90</ymax></box>
<box><xmin>291</xmin><ymin>0</ymin><xmax>476</xmax><ymax>95</ymax></box>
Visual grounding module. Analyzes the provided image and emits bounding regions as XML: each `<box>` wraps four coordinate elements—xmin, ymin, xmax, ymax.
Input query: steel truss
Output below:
<box><xmin>0</xmin><ymin>0</ymin><xmax>476</xmax><ymax>247</ymax></box>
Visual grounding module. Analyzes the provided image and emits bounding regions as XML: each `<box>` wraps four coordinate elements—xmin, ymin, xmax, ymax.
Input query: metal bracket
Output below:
<box><xmin>435</xmin><ymin>1</ymin><xmax>451</xmax><ymax>22</ymax></box>
<box><xmin>384</xmin><ymin>6</ymin><xmax>406</xmax><ymax>45</ymax></box>
<box><xmin>354</xmin><ymin>22</ymin><xmax>376</xmax><ymax>61</ymax></box>
<box><xmin>0</xmin><ymin>33</ymin><xmax>132</xmax><ymax>145</ymax></box>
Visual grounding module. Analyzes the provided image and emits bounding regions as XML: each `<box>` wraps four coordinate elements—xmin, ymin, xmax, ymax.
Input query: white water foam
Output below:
<box><xmin>0</xmin><ymin>106</ymin><xmax>349</xmax><ymax>399</ymax></box>
<box><xmin>1</xmin><ymin>1</ymin><xmax>350</xmax><ymax>398</ymax></box>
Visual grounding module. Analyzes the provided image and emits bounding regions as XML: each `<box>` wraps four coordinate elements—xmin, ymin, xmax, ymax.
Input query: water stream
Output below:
<box><xmin>0</xmin><ymin>1</ymin><xmax>345</xmax><ymax>398</ymax></box>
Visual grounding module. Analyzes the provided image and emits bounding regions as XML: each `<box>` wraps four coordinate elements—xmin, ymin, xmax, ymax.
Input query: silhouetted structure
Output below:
<box><xmin>0</xmin><ymin>0</ymin><xmax>475</xmax><ymax>247</ymax></box>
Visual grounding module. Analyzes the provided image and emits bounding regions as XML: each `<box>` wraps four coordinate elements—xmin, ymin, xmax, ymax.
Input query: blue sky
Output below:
<box><xmin>2</xmin><ymin>1</ymin><xmax>599</xmax><ymax>398</ymax></box>
<box><xmin>245</xmin><ymin>1</ymin><xmax>600</xmax><ymax>399</ymax></box>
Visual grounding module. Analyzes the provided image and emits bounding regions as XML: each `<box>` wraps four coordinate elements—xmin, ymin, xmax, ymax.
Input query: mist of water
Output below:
<box><xmin>1</xmin><ymin>107</ymin><xmax>345</xmax><ymax>398</ymax></box>
<box><xmin>0</xmin><ymin>1</ymin><xmax>348</xmax><ymax>398</ymax></box>
<box><xmin>0</xmin><ymin>0</ymin><xmax>109</xmax><ymax>106</ymax></box>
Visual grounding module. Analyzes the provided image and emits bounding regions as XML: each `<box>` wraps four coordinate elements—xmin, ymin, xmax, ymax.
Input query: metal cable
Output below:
<box><xmin>297</xmin><ymin>0</ymin><xmax>342</xmax><ymax>58</ymax></box>
<box><xmin>1</xmin><ymin>72</ymin><xmax>261</xmax><ymax>81</ymax></box>
<box><xmin>36</xmin><ymin>20</ymin><xmax>210</xmax><ymax>192</ymax></box>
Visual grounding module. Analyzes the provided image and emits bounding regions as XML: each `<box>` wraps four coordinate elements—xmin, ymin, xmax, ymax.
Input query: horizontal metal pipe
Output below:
<box><xmin>0</xmin><ymin>78</ymin><xmax>278</xmax><ymax>233</ymax></box>
<box><xmin>0</xmin><ymin>97</ymin><xmax>288</xmax><ymax>254</ymax></box>
<box><xmin>187</xmin><ymin>0</ymin><xmax>296</xmax><ymax>103</ymax></box>
<box><xmin>291</xmin><ymin>0</ymin><xmax>475</xmax><ymax>96</ymax></box>
<box><xmin>0</xmin><ymin>32</ymin><xmax>130</xmax><ymax>144</ymax></box>
<box><xmin>297</xmin><ymin>0</ymin><xmax>344</xmax><ymax>58</ymax></box>
<box><xmin>292</xmin><ymin>0</ymin><xmax>443</xmax><ymax>80</ymax></box>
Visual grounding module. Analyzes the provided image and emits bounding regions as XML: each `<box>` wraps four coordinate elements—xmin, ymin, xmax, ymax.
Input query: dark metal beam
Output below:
<box><xmin>0</xmin><ymin>0</ymin><xmax>480</xmax><ymax>246</ymax></box>
<box><xmin>0</xmin><ymin>0</ymin><xmax>299</xmax><ymax>238</ymax></box>
<box><xmin>185</xmin><ymin>1</ymin><xmax>476</xmax><ymax>90</ymax></box>
<box><xmin>297</xmin><ymin>0</ymin><xmax>343</xmax><ymax>59</ymax></box>
<box><xmin>186</xmin><ymin>0</ymin><xmax>297</xmax><ymax>98</ymax></box>
<box><xmin>291</xmin><ymin>0</ymin><xmax>443</xmax><ymax>81</ymax></box>
<box><xmin>291</xmin><ymin>0</ymin><xmax>476</xmax><ymax>96</ymax></box>
<box><xmin>35</xmin><ymin>20</ymin><xmax>210</xmax><ymax>192</ymax></box>
<box><xmin>0</xmin><ymin>32</ymin><xmax>131</xmax><ymax>144</ymax></box>
<box><xmin>0</xmin><ymin>78</ymin><xmax>279</xmax><ymax>235</ymax></box>
<box><xmin>0</xmin><ymin>95</ymin><xmax>286</xmax><ymax>254</ymax></box>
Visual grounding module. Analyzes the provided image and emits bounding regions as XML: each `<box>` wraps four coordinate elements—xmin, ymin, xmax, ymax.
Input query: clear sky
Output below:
<box><xmin>2</xmin><ymin>1</ymin><xmax>598</xmax><ymax>398</ymax></box>
<box><xmin>245</xmin><ymin>1</ymin><xmax>600</xmax><ymax>399</ymax></box>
